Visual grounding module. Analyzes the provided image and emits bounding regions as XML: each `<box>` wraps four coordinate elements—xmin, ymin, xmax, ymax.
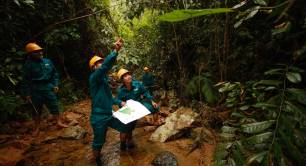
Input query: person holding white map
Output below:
<box><xmin>88</xmin><ymin>38</ymin><xmax>126</xmax><ymax>166</ymax></box>
<box><xmin>116</xmin><ymin>68</ymin><xmax>159</xmax><ymax>151</ymax></box>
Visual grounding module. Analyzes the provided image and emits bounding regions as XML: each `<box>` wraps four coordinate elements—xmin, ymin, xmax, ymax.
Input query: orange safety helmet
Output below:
<box><xmin>89</xmin><ymin>56</ymin><xmax>104</xmax><ymax>69</ymax></box>
<box><xmin>25</xmin><ymin>43</ymin><xmax>43</xmax><ymax>53</ymax></box>
<box><xmin>117</xmin><ymin>68</ymin><xmax>130</xmax><ymax>80</ymax></box>
<box><xmin>144</xmin><ymin>67</ymin><xmax>149</xmax><ymax>71</ymax></box>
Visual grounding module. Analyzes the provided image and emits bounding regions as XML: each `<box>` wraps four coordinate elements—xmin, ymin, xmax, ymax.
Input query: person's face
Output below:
<box><xmin>94</xmin><ymin>60</ymin><xmax>103</xmax><ymax>70</ymax></box>
<box><xmin>122</xmin><ymin>73</ymin><xmax>132</xmax><ymax>84</ymax></box>
<box><xmin>30</xmin><ymin>50</ymin><xmax>43</xmax><ymax>59</ymax></box>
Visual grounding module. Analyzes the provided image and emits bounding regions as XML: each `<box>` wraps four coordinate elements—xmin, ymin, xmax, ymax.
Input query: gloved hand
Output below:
<box><xmin>121</xmin><ymin>101</ymin><xmax>126</xmax><ymax>107</ymax></box>
<box><xmin>152</xmin><ymin>101</ymin><xmax>158</xmax><ymax>109</ymax></box>
<box><xmin>113</xmin><ymin>38</ymin><xmax>123</xmax><ymax>52</ymax></box>
<box><xmin>25</xmin><ymin>96</ymin><xmax>32</xmax><ymax>102</ymax></box>
<box><xmin>54</xmin><ymin>87</ymin><xmax>59</xmax><ymax>93</ymax></box>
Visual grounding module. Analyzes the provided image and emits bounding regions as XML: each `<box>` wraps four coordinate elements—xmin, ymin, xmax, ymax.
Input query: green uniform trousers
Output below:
<box><xmin>31</xmin><ymin>89</ymin><xmax>59</xmax><ymax>116</ymax></box>
<box><xmin>90</xmin><ymin>111</ymin><xmax>130</xmax><ymax>150</ymax></box>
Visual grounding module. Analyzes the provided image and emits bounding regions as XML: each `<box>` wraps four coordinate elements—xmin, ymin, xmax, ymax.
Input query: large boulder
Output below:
<box><xmin>151</xmin><ymin>151</ymin><xmax>178</xmax><ymax>166</ymax></box>
<box><xmin>150</xmin><ymin>107</ymin><xmax>199</xmax><ymax>142</ymax></box>
<box><xmin>59</xmin><ymin>125</ymin><xmax>87</xmax><ymax>140</ymax></box>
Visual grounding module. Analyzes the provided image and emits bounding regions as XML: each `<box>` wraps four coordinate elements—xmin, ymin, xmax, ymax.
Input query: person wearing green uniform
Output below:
<box><xmin>21</xmin><ymin>43</ymin><xmax>68</xmax><ymax>136</ymax></box>
<box><xmin>142</xmin><ymin>66</ymin><xmax>155</xmax><ymax>94</ymax></box>
<box><xmin>89</xmin><ymin>38</ymin><xmax>127</xmax><ymax>166</ymax></box>
<box><xmin>116</xmin><ymin>68</ymin><xmax>159</xmax><ymax>150</ymax></box>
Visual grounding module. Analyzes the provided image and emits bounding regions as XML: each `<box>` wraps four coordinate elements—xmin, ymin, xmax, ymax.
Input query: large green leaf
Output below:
<box><xmin>253</xmin><ymin>0</ymin><xmax>267</xmax><ymax>6</ymax></box>
<box><xmin>234</xmin><ymin>6</ymin><xmax>260</xmax><ymax>28</ymax></box>
<box><xmin>219</xmin><ymin>83</ymin><xmax>239</xmax><ymax>93</ymax></box>
<box><xmin>279</xmin><ymin>130</ymin><xmax>304</xmax><ymax>164</ymax></box>
<box><xmin>221</xmin><ymin>126</ymin><xmax>238</xmax><ymax>134</ymax></box>
<box><xmin>284</xmin><ymin>101</ymin><xmax>306</xmax><ymax>114</ymax></box>
<box><xmin>232</xmin><ymin>1</ymin><xmax>247</xmax><ymax>9</ymax></box>
<box><xmin>273</xmin><ymin>142</ymin><xmax>282</xmax><ymax>165</ymax></box>
<box><xmin>264</xmin><ymin>68</ymin><xmax>284</xmax><ymax>75</ymax></box>
<box><xmin>232</xmin><ymin>146</ymin><xmax>245</xmax><ymax>166</ymax></box>
<box><xmin>252</xmin><ymin>102</ymin><xmax>278</xmax><ymax>110</ymax></box>
<box><xmin>14</xmin><ymin>0</ymin><xmax>20</xmax><ymax>6</ymax></box>
<box><xmin>216</xmin><ymin>142</ymin><xmax>233</xmax><ymax>150</ymax></box>
<box><xmin>159</xmin><ymin>8</ymin><xmax>233</xmax><ymax>22</ymax></box>
<box><xmin>287</xmin><ymin>88</ymin><xmax>306</xmax><ymax>105</ymax></box>
<box><xmin>220</xmin><ymin>133</ymin><xmax>236</xmax><ymax>141</ymax></box>
<box><xmin>228</xmin><ymin>158</ymin><xmax>236</xmax><ymax>166</ymax></box>
<box><xmin>241</xmin><ymin>120</ymin><xmax>275</xmax><ymax>134</ymax></box>
<box><xmin>202</xmin><ymin>78</ymin><xmax>219</xmax><ymax>104</ymax></box>
<box><xmin>214</xmin><ymin>160</ymin><xmax>227</xmax><ymax>166</ymax></box>
<box><xmin>244</xmin><ymin>132</ymin><xmax>273</xmax><ymax>145</ymax></box>
<box><xmin>239</xmin><ymin>105</ymin><xmax>250</xmax><ymax>111</ymax></box>
<box><xmin>214</xmin><ymin>149</ymin><xmax>229</xmax><ymax>160</ymax></box>
<box><xmin>286</xmin><ymin>72</ymin><xmax>302</xmax><ymax>83</ymax></box>
<box><xmin>254</xmin><ymin>80</ymin><xmax>282</xmax><ymax>87</ymax></box>
<box><xmin>247</xmin><ymin>151</ymin><xmax>268</xmax><ymax>164</ymax></box>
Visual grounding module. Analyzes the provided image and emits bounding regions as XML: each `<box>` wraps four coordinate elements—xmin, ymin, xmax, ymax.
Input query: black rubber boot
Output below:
<box><xmin>95</xmin><ymin>157</ymin><xmax>104</xmax><ymax>166</ymax></box>
<box><xmin>126</xmin><ymin>142</ymin><xmax>135</xmax><ymax>149</ymax></box>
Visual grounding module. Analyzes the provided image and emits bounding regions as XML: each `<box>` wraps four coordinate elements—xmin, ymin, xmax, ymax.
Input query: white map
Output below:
<box><xmin>113</xmin><ymin>99</ymin><xmax>151</xmax><ymax>124</ymax></box>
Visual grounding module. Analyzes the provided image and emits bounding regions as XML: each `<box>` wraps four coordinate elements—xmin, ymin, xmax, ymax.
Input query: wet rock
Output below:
<box><xmin>65</xmin><ymin>112</ymin><xmax>82</xmax><ymax>122</ymax></box>
<box><xmin>143</xmin><ymin>126</ymin><xmax>158</xmax><ymax>132</ymax></box>
<box><xmin>59</xmin><ymin>125</ymin><xmax>86</xmax><ymax>140</ymax></box>
<box><xmin>101</xmin><ymin>143</ymin><xmax>121</xmax><ymax>166</ymax></box>
<box><xmin>159</xmin><ymin>107</ymin><xmax>172</xmax><ymax>117</ymax></box>
<box><xmin>150</xmin><ymin>107</ymin><xmax>199</xmax><ymax>142</ymax></box>
<box><xmin>151</xmin><ymin>151</ymin><xmax>178</xmax><ymax>166</ymax></box>
<box><xmin>191</xmin><ymin>127</ymin><xmax>214</xmax><ymax>143</ymax></box>
<box><xmin>42</xmin><ymin>135</ymin><xmax>59</xmax><ymax>144</ymax></box>
<box><xmin>68</xmin><ymin>119</ymin><xmax>79</xmax><ymax>126</ymax></box>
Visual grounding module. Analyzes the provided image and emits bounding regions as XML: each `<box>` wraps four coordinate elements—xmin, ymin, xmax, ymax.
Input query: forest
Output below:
<box><xmin>0</xmin><ymin>0</ymin><xmax>305</xmax><ymax>165</ymax></box>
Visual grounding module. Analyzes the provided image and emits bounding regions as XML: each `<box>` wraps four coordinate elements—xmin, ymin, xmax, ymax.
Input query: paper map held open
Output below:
<box><xmin>113</xmin><ymin>100</ymin><xmax>151</xmax><ymax>124</ymax></box>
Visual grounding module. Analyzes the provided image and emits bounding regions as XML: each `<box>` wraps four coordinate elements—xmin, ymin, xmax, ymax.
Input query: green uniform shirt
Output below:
<box><xmin>142</xmin><ymin>72</ymin><xmax>155</xmax><ymax>87</ymax></box>
<box><xmin>89</xmin><ymin>51</ymin><xmax>121</xmax><ymax>115</ymax></box>
<box><xmin>21</xmin><ymin>58</ymin><xmax>59</xmax><ymax>95</ymax></box>
<box><xmin>117</xmin><ymin>80</ymin><xmax>153</xmax><ymax>103</ymax></box>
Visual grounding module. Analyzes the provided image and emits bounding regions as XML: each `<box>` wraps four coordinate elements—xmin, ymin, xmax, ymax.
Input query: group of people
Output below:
<box><xmin>21</xmin><ymin>38</ymin><xmax>159</xmax><ymax>166</ymax></box>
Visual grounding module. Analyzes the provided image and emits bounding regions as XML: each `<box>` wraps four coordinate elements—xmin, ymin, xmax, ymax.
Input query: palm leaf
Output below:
<box><xmin>244</xmin><ymin>132</ymin><xmax>273</xmax><ymax>145</ymax></box>
<box><xmin>273</xmin><ymin>142</ymin><xmax>282</xmax><ymax>165</ymax></box>
<box><xmin>159</xmin><ymin>8</ymin><xmax>233</xmax><ymax>22</ymax></box>
<box><xmin>284</xmin><ymin>101</ymin><xmax>306</xmax><ymax>114</ymax></box>
<box><xmin>279</xmin><ymin>130</ymin><xmax>304</xmax><ymax>164</ymax></box>
<box><xmin>252</xmin><ymin>102</ymin><xmax>277</xmax><ymax>110</ymax></box>
<box><xmin>214</xmin><ymin>149</ymin><xmax>229</xmax><ymax>160</ymax></box>
<box><xmin>264</xmin><ymin>68</ymin><xmax>284</xmax><ymax>75</ymax></box>
<box><xmin>220</xmin><ymin>133</ymin><xmax>236</xmax><ymax>141</ymax></box>
<box><xmin>246</xmin><ymin>151</ymin><xmax>268</xmax><ymax>164</ymax></box>
<box><xmin>286</xmin><ymin>72</ymin><xmax>302</xmax><ymax>83</ymax></box>
<box><xmin>214</xmin><ymin>160</ymin><xmax>227</xmax><ymax>166</ymax></box>
<box><xmin>228</xmin><ymin>158</ymin><xmax>237</xmax><ymax>166</ymax></box>
<box><xmin>287</xmin><ymin>88</ymin><xmax>306</xmax><ymax>105</ymax></box>
<box><xmin>221</xmin><ymin>126</ymin><xmax>238</xmax><ymax>134</ymax></box>
<box><xmin>232</xmin><ymin>146</ymin><xmax>245</xmax><ymax>166</ymax></box>
<box><xmin>241</xmin><ymin>120</ymin><xmax>275</xmax><ymax>134</ymax></box>
<box><xmin>254</xmin><ymin>80</ymin><xmax>282</xmax><ymax>87</ymax></box>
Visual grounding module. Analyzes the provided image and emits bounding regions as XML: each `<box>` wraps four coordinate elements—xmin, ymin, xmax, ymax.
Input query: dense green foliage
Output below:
<box><xmin>0</xmin><ymin>0</ymin><xmax>115</xmax><ymax>123</ymax></box>
<box><xmin>215</xmin><ymin>66</ymin><xmax>306</xmax><ymax>165</ymax></box>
